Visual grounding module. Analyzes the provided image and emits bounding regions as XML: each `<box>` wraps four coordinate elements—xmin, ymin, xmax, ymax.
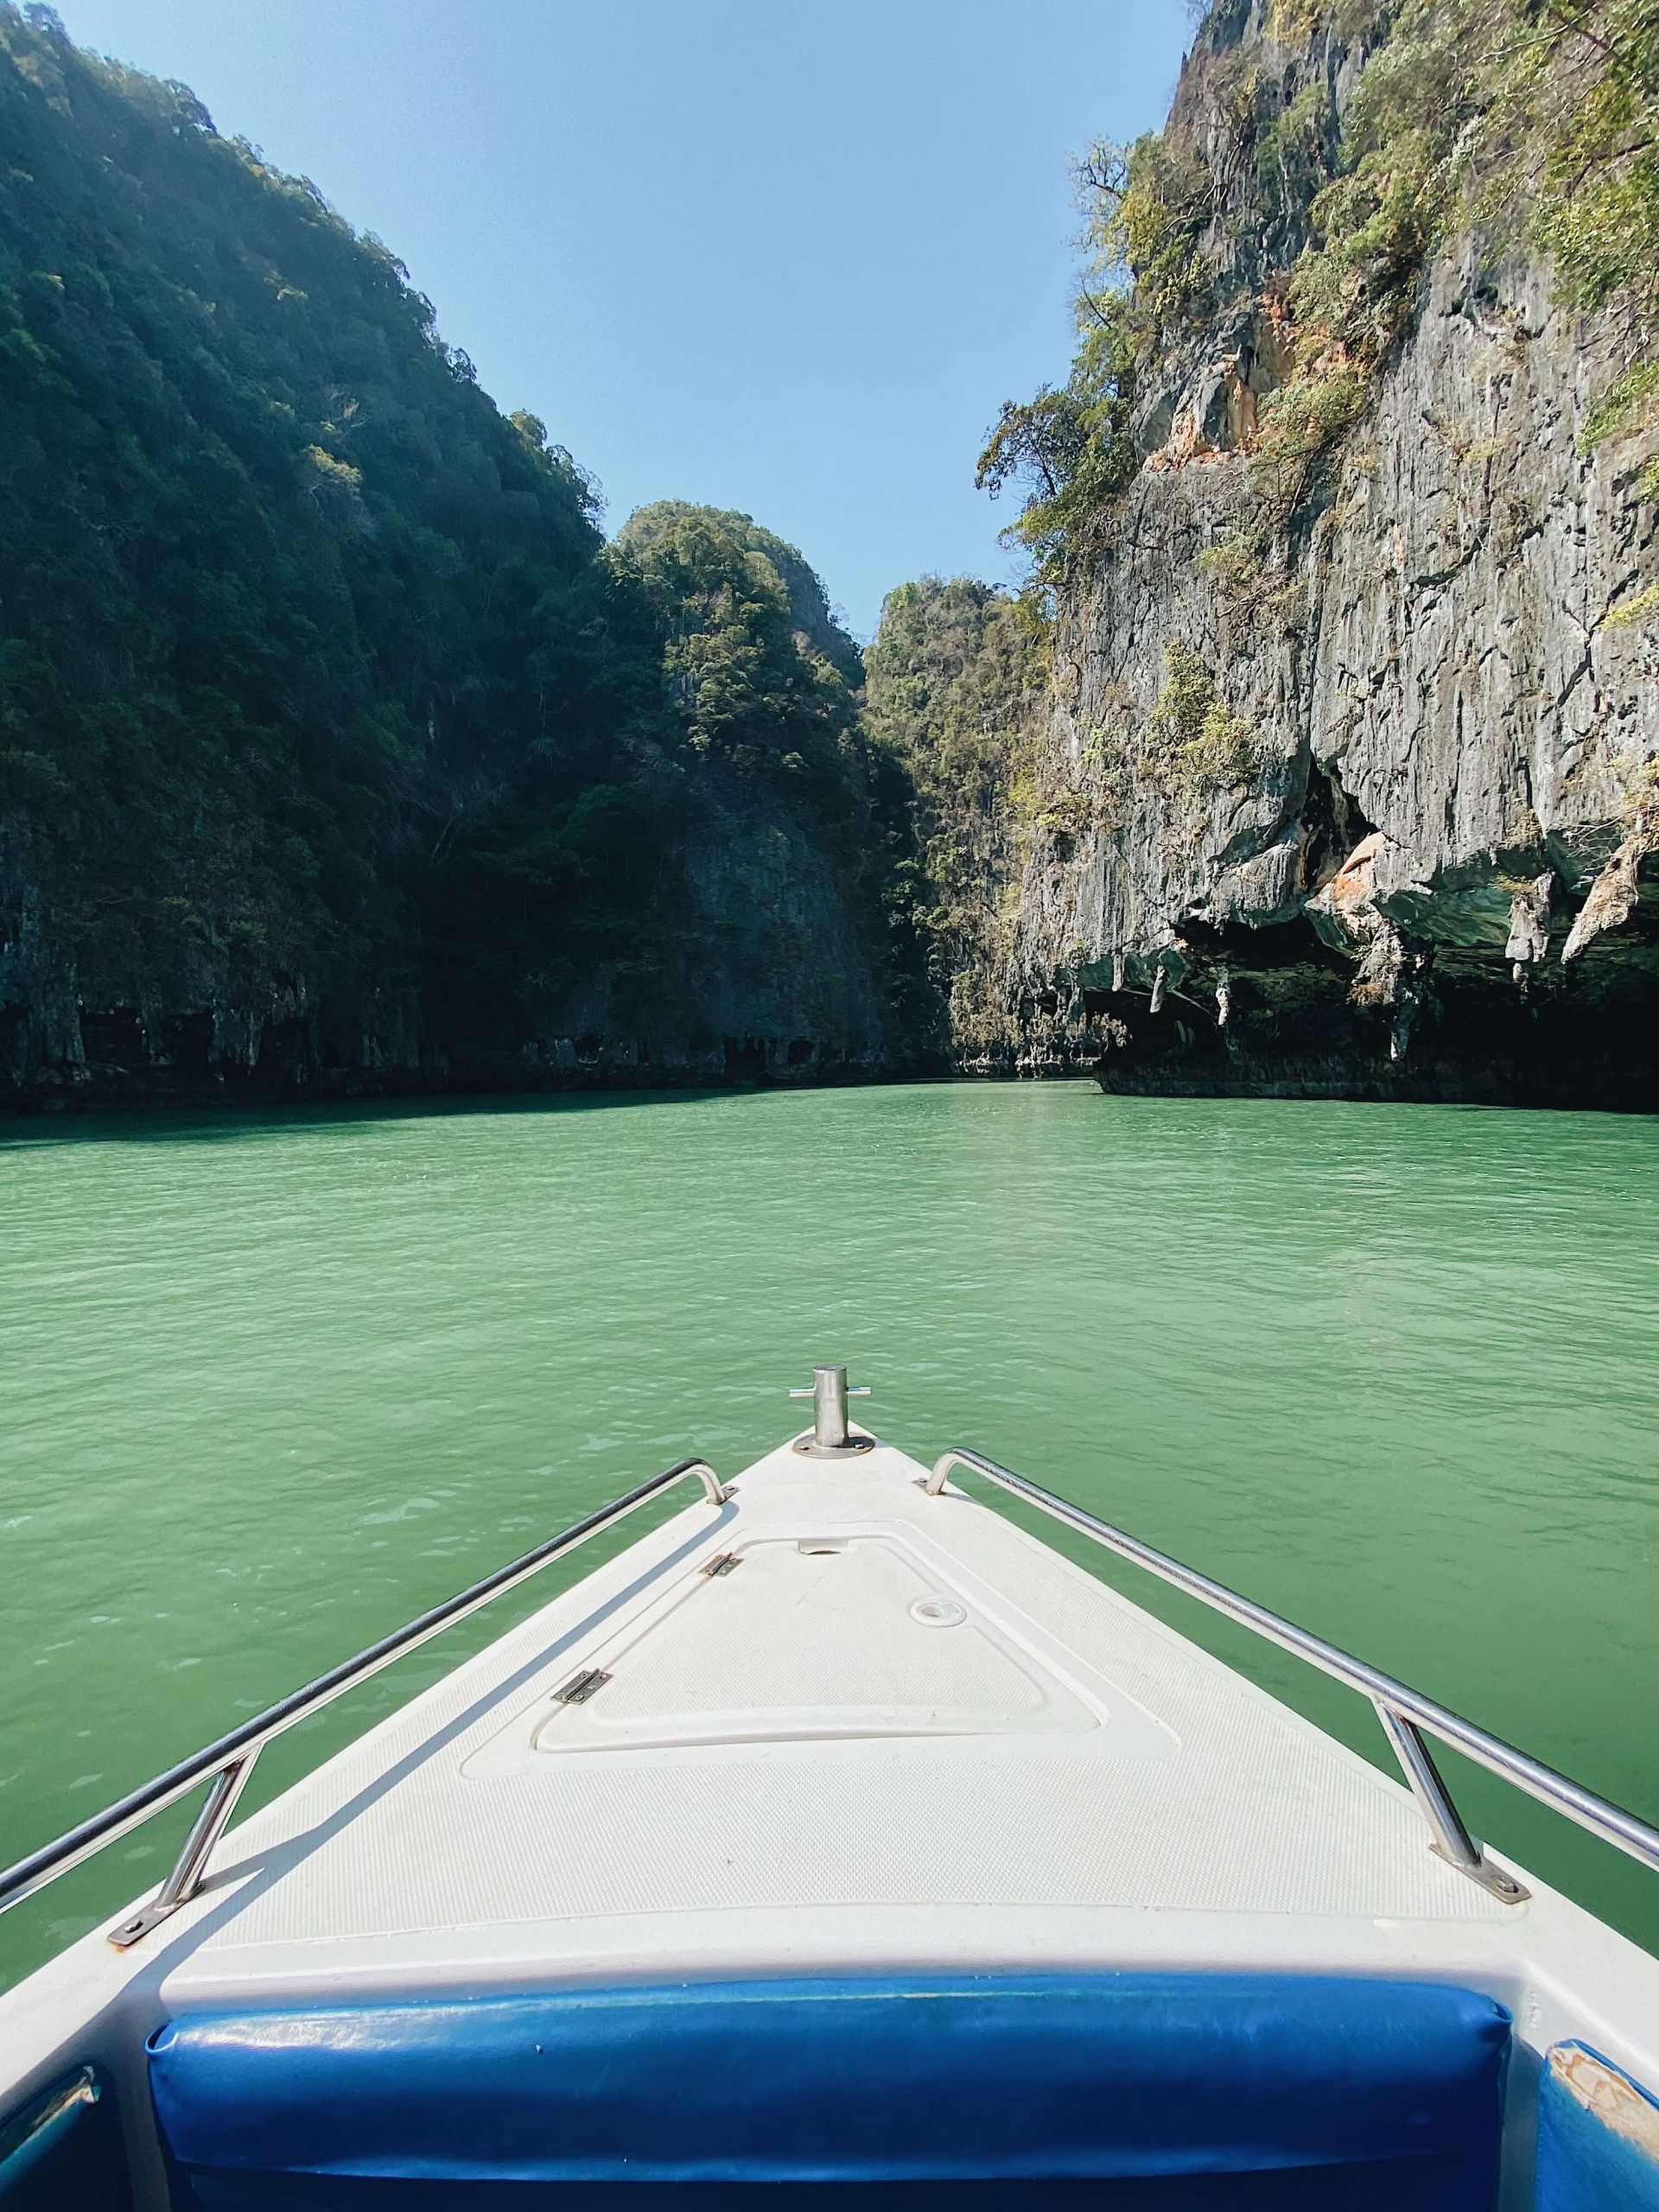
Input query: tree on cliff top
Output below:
<box><xmin>978</xmin><ymin>0</ymin><xmax>1659</xmax><ymax>582</ymax></box>
<box><xmin>607</xmin><ymin>502</ymin><xmax>866</xmax><ymax>824</ymax></box>
<box><xmin>863</xmin><ymin>576</ymin><xmax>1049</xmax><ymax>1058</ymax></box>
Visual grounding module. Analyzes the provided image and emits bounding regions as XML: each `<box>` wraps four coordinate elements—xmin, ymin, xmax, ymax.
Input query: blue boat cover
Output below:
<box><xmin>149</xmin><ymin>1974</ymin><xmax>1510</xmax><ymax>2210</ymax></box>
<box><xmin>1536</xmin><ymin>2041</ymin><xmax>1659</xmax><ymax>2211</ymax></box>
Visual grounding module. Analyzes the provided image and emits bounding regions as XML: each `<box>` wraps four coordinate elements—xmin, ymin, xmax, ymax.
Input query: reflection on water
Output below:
<box><xmin>2</xmin><ymin>1082</ymin><xmax>1656</xmax><ymax>1973</ymax></box>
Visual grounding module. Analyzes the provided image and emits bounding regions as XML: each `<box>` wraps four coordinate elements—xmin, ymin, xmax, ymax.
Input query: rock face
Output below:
<box><xmin>1003</xmin><ymin>6</ymin><xmax>1659</xmax><ymax>1107</ymax></box>
<box><xmin>0</xmin><ymin>782</ymin><xmax>888</xmax><ymax>1109</ymax></box>
<box><xmin>517</xmin><ymin>771</ymin><xmax>887</xmax><ymax>1090</ymax></box>
<box><xmin>11</xmin><ymin>0</ymin><xmax>1658</xmax><ymax>1114</ymax></box>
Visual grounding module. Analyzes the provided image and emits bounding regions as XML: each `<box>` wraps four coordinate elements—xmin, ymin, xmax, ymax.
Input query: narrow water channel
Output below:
<box><xmin>3</xmin><ymin>1082</ymin><xmax>1656</xmax><ymax>1980</ymax></box>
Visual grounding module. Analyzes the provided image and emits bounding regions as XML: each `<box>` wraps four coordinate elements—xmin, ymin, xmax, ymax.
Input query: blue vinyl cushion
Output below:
<box><xmin>1536</xmin><ymin>2041</ymin><xmax>1659</xmax><ymax>2211</ymax></box>
<box><xmin>149</xmin><ymin>1974</ymin><xmax>1510</xmax><ymax>2209</ymax></box>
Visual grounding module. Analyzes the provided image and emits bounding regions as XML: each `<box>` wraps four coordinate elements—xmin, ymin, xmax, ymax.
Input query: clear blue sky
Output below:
<box><xmin>58</xmin><ymin>0</ymin><xmax>1192</xmax><ymax>637</ymax></box>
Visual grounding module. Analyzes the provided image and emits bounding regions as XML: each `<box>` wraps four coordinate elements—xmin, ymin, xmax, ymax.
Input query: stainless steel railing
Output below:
<box><xmin>926</xmin><ymin>1446</ymin><xmax>1659</xmax><ymax>1904</ymax></box>
<box><xmin>7</xmin><ymin>1427</ymin><xmax>1656</xmax><ymax>1950</ymax></box>
<box><xmin>0</xmin><ymin>1456</ymin><xmax>727</xmax><ymax>1947</ymax></box>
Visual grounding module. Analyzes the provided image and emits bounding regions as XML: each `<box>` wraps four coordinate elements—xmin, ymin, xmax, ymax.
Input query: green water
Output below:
<box><xmin>3</xmin><ymin>1082</ymin><xmax>1657</xmax><ymax>1983</ymax></box>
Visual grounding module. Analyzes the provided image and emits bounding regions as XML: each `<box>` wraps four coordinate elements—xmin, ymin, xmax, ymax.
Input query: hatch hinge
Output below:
<box><xmin>553</xmin><ymin>1668</ymin><xmax>612</xmax><ymax>1705</ymax></box>
<box><xmin>702</xmin><ymin>1551</ymin><xmax>742</xmax><ymax>1577</ymax></box>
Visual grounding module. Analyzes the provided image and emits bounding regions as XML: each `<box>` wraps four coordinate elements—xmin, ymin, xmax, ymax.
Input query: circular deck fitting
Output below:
<box><xmin>789</xmin><ymin>1428</ymin><xmax>876</xmax><ymax>1459</ymax></box>
<box><xmin>908</xmin><ymin>1595</ymin><xmax>966</xmax><ymax>1628</ymax></box>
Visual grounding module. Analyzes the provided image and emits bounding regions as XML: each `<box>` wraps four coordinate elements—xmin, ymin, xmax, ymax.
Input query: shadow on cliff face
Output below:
<box><xmin>1077</xmin><ymin>900</ymin><xmax>1659</xmax><ymax>1112</ymax></box>
<box><xmin>0</xmin><ymin>1038</ymin><xmax>902</xmax><ymax>1119</ymax></box>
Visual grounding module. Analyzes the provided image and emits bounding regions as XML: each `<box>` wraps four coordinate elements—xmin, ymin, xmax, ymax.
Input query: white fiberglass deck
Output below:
<box><xmin>7</xmin><ymin>1426</ymin><xmax>1659</xmax><ymax>2212</ymax></box>
<box><xmin>48</xmin><ymin>1431</ymin><xmax>1644</xmax><ymax>2053</ymax></box>
<box><xmin>167</xmin><ymin>1436</ymin><xmax>1504</xmax><ymax>1964</ymax></box>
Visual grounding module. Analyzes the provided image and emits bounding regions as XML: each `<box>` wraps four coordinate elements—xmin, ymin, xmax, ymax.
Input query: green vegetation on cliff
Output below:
<box><xmin>980</xmin><ymin>0</ymin><xmax>1659</xmax><ymax>586</ymax></box>
<box><xmin>0</xmin><ymin>3</ymin><xmax>650</xmax><ymax>1039</ymax></box>
<box><xmin>0</xmin><ymin>3</ymin><xmax>920</xmax><ymax>1090</ymax></box>
<box><xmin>608</xmin><ymin>500</ymin><xmax>934</xmax><ymax>1055</ymax></box>
<box><xmin>610</xmin><ymin>503</ymin><xmax>864</xmax><ymax>817</ymax></box>
<box><xmin>13</xmin><ymin>0</ymin><xmax>1653</xmax><ymax>1107</ymax></box>
<box><xmin>864</xmin><ymin>578</ymin><xmax>1049</xmax><ymax>1058</ymax></box>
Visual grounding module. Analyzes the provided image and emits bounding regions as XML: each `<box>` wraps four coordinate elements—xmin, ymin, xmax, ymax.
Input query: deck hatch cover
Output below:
<box><xmin>509</xmin><ymin>1535</ymin><xmax>1113</xmax><ymax>1757</ymax></box>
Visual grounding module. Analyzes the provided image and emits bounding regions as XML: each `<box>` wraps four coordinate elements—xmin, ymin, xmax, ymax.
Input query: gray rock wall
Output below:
<box><xmin>0</xmin><ymin>763</ymin><xmax>890</xmax><ymax>1110</ymax></box>
<box><xmin>518</xmin><ymin>767</ymin><xmax>886</xmax><ymax>1089</ymax></box>
<box><xmin>1004</xmin><ymin>29</ymin><xmax>1659</xmax><ymax>1106</ymax></box>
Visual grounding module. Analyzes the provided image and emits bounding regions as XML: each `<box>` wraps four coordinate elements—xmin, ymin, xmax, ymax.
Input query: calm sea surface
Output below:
<box><xmin>3</xmin><ymin>1081</ymin><xmax>1657</xmax><ymax>1981</ymax></box>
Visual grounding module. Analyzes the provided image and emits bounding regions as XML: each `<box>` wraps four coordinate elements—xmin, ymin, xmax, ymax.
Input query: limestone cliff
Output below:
<box><xmin>517</xmin><ymin>765</ymin><xmax>887</xmax><ymax>1089</ymax></box>
<box><xmin>0</xmin><ymin>707</ymin><xmax>895</xmax><ymax>1109</ymax></box>
<box><xmin>0</xmin><ymin>12</ymin><xmax>906</xmax><ymax>1110</ymax></box>
<box><xmin>992</xmin><ymin>0</ymin><xmax>1659</xmax><ymax>1105</ymax></box>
